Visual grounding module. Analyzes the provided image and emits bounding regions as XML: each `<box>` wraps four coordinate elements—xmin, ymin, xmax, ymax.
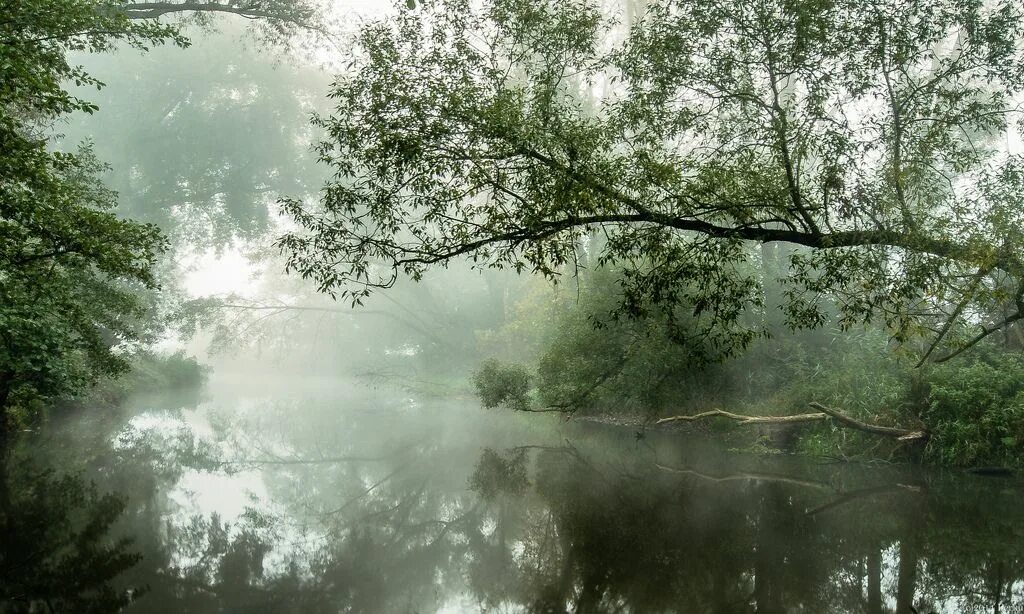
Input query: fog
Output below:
<box><xmin>4</xmin><ymin>1</ymin><xmax>1024</xmax><ymax>612</ymax></box>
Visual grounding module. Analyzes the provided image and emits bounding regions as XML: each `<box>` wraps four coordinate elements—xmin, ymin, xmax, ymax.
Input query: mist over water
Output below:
<box><xmin>6</xmin><ymin>0</ymin><xmax>1024</xmax><ymax>612</ymax></box>
<box><xmin>6</xmin><ymin>370</ymin><xmax>1018</xmax><ymax>613</ymax></box>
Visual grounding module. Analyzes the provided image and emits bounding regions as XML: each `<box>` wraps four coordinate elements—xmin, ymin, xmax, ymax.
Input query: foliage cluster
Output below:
<box><xmin>83</xmin><ymin>351</ymin><xmax>208</xmax><ymax>409</ymax></box>
<box><xmin>281</xmin><ymin>0</ymin><xmax>1024</xmax><ymax>368</ymax></box>
<box><xmin>534</xmin><ymin>266</ymin><xmax>743</xmax><ymax>417</ymax></box>
<box><xmin>62</xmin><ymin>27</ymin><xmax>332</xmax><ymax>248</ymax></box>
<box><xmin>476</xmin><ymin>264</ymin><xmax>1024</xmax><ymax>467</ymax></box>
<box><xmin>924</xmin><ymin>353</ymin><xmax>1024</xmax><ymax>466</ymax></box>
<box><xmin>472</xmin><ymin>358</ymin><xmax>532</xmax><ymax>413</ymax></box>
<box><xmin>0</xmin><ymin>0</ymin><xmax>185</xmax><ymax>430</ymax></box>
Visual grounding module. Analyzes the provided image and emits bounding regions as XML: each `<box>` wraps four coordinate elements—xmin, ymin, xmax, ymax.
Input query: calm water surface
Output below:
<box><xmin>4</xmin><ymin>374</ymin><xmax>1023</xmax><ymax>613</ymax></box>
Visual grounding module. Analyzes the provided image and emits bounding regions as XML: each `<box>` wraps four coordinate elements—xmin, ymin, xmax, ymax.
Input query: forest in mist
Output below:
<box><xmin>3</xmin><ymin>0</ymin><xmax>1024</xmax><ymax>612</ymax></box>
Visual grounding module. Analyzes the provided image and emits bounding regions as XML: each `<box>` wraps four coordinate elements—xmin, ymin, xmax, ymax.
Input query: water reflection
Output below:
<box><xmin>3</xmin><ymin>382</ymin><xmax>1023</xmax><ymax>613</ymax></box>
<box><xmin>0</xmin><ymin>457</ymin><xmax>143</xmax><ymax>613</ymax></box>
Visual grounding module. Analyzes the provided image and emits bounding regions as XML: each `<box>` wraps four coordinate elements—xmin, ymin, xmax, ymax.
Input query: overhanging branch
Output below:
<box><xmin>121</xmin><ymin>1</ymin><xmax>295</xmax><ymax>21</ymax></box>
<box><xmin>118</xmin><ymin>0</ymin><xmax>321</xmax><ymax>34</ymax></box>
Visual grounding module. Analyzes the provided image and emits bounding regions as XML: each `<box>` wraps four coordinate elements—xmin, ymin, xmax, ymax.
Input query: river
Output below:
<box><xmin>3</xmin><ymin>373</ymin><xmax>1023</xmax><ymax>613</ymax></box>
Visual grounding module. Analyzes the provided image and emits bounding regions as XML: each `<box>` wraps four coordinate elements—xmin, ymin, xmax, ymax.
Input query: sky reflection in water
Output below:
<box><xmin>4</xmin><ymin>375</ymin><xmax>1024</xmax><ymax>613</ymax></box>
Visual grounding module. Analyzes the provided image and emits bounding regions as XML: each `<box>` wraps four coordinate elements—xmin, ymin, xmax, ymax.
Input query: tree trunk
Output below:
<box><xmin>657</xmin><ymin>409</ymin><xmax>827</xmax><ymax>426</ymax></box>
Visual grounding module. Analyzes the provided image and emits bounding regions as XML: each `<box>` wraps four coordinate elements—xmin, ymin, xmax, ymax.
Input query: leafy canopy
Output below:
<box><xmin>0</xmin><ymin>0</ymin><xmax>185</xmax><ymax>415</ymax></box>
<box><xmin>60</xmin><ymin>30</ymin><xmax>333</xmax><ymax>247</ymax></box>
<box><xmin>279</xmin><ymin>0</ymin><xmax>1024</xmax><ymax>360</ymax></box>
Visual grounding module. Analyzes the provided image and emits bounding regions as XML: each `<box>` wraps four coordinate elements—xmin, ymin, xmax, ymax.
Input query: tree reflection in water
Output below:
<box><xmin>3</xmin><ymin>395</ymin><xmax>1023</xmax><ymax>613</ymax></box>
<box><xmin>0</xmin><ymin>456</ymin><xmax>143</xmax><ymax>613</ymax></box>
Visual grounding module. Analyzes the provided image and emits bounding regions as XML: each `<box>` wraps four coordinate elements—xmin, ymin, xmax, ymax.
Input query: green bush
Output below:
<box><xmin>924</xmin><ymin>354</ymin><xmax>1024</xmax><ymax>467</ymax></box>
<box><xmin>480</xmin><ymin>259</ymin><xmax>1024</xmax><ymax>468</ymax></box>
<box><xmin>85</xmin><ymin>351</ymin><xmax>207</xmax><ymax>406</ymax></box>
<box><xmin>472</xmin><ymin>359</ymin><xmax>533</xmax><ymax>412</ymax></box>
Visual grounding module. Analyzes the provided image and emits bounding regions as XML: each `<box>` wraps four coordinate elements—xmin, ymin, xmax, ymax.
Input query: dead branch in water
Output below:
<box><xmin>807</xmin><ymin>402</ymin><xmax>926</xmax><ymax>441</ymax></box>
<box><xmin>656</xmin><ymin>403</ymin><xmax>929</xmax><ymax>442</ymax></box>
<box><xmin>655</xmin><ymin>409</ymin><xmax>827</xmax><ymax>426</ymax></box>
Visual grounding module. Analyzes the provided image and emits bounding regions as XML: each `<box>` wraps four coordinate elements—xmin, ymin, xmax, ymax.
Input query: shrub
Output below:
<box><xmin>84</xmin><ymin>351</ymin><xmax>207</xmax><ymax>407</ymax></box>
<box><xmin>472</xmin><ymin>359</ymin><xmax>532</xmax><ymax>412</ymax></box>
<box><xmin>924</xmin><ymin>353</ymin><xmax>1024</xmax><ymax>467</ymax></box>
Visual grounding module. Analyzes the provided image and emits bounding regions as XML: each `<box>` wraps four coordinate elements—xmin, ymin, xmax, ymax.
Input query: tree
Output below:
<box><xmin>0</xmin><ymin>0</ymin><xmax>185</xmax><ymax>440</ymax></box>
<box><xmin>61</xmin><ymin>29</ymin><xmax>333</xmax><ymax>247</ymax></box>
<box><xmin>279</xmin><ymin>0</ymin><xmax>1024</xmax><ymax>363</ymax></box>
<box><xmin>118</xmin><ymin>0</ymin><xmax>332</xmax><ymax>49</ymax></box>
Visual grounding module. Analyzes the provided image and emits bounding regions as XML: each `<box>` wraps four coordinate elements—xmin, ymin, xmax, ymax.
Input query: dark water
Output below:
<box><xmin>2</xmin><ymin>375</ymin><xmax>1023</xmax><ymax>613</ymax></box>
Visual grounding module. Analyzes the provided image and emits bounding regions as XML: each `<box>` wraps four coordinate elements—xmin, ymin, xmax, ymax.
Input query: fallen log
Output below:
<box><xmin>807</xmin><ymin>402</ymin><xmax>926</xmax><ymax>440</ymax></box>
<box><xmin>655</xmin><ymin>409</ymin><xmax>827</xmax><ymax>426</ymax></box>
<box><xmin>656</xmin><ymin>403</ymin><xmax>929</xmax><ymax>442</ymax></box>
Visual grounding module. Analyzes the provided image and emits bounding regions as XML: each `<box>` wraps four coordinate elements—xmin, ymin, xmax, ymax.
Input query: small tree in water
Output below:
<box><xmin>473</xmin><ymin>359</ymin><xmax>533</xmax><ymax>412</ymax></box>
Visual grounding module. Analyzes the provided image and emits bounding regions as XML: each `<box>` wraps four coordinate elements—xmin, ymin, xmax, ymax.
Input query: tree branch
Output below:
<box><xmin>916</xmin><ymin>264</ymin><xmax>993</xmax><ymax>367</ymax></box>
<box><xmin>120</xmin><ymin>1</ymin><xmax>301</xmax><ymax>22</ymax></box>
<box><xmin>807</xmin><ymin>402</ymin><xmax>927</xmax><ymax>440</ymax></box>
<box><xmin>656</xmin><ymin>404</ymin><xmax>928</xmax><ymax>442</ymax></box>
<box><xmin>389</xmin><ymin>209</ymin><xmax>1013</xmax><ymax>275</ymax></box>
<box><xmin>504</xmin><ymin>129</ymin><xmax>1019</xmax><ymax>271</ymax></box>
<box><xmin>656</xmin><ymin>408</ymin><xmax>827</xmax><ymax>426</ymax></box>
<box><xmin>934</xmin><ymin>311</ymin><xmax>1024</xmax><ymax>363</ymax></box>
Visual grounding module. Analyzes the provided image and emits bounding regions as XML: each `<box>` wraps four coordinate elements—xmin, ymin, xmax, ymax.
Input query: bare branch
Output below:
<box><xmin>655</xmin><ymin>404</ymin><xmax>928</xmax><ymax>442</ymax></box>
<box><xmin>808</xmin><ymin>402</ymin><xmax>927</xmax><ymax>440</ymax></box>
<box><xmin>934</xmin><ymin>311</ymin><xmax>1024</xmax><ymax>364</ymax></box>
<box><xmin>656</xmin><ymin>409</ymin><xmax>827</xmax><ymax>426</ymax></box>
